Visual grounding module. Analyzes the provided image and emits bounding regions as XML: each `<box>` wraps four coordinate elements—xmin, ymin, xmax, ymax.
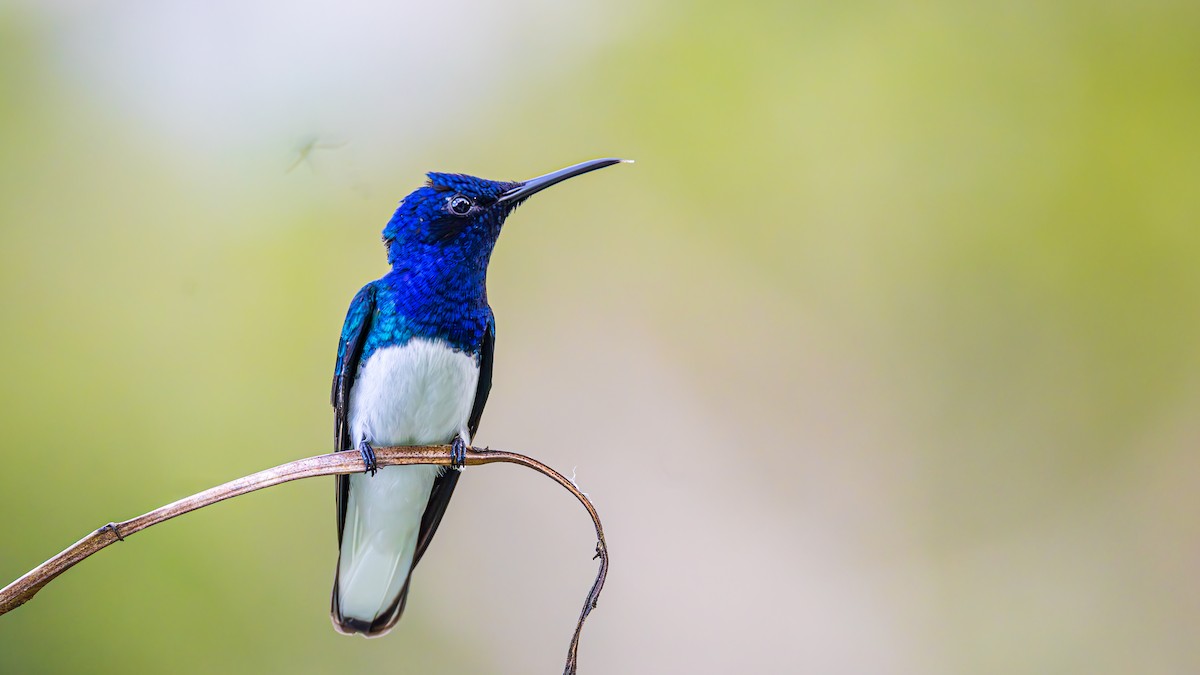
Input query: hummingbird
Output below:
<box><xmin>330</xmin><ymin>158</ymin><xmax>628</xmax><ymax>636</ymax></box>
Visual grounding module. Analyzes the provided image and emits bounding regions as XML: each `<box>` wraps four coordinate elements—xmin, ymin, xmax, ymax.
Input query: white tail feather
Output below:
<box><xmin>336</xmin><ymin>464</ymin><xmax>438</xmax><ymax>626</ymax></box>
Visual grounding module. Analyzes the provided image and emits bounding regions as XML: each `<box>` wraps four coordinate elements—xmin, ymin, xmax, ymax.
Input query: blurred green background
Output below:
<box><xmin>2</xmin><ymin>1</ymin><xmax>1199</xmax><ymax>673</ymax></box>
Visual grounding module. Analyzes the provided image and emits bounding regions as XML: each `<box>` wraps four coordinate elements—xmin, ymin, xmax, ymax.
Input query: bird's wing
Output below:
<box><xmin>332</xmin><ymin>283</ymin><xmax>376</xmax><ymax>543</ymax></box>
<box><xmin>468</xmin><ymin>313</ymin><xmax>496</xmax><ymax>439</ymax></box>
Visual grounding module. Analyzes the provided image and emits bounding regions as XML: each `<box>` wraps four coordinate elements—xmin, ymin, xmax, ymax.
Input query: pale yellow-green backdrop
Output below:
<box><xmin>2</xmin><ymin>1</ymin><xmax>1198</xmax><ymax>673</ymax></box>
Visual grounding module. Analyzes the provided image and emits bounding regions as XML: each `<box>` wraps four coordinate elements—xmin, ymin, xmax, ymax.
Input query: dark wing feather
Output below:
<box><xmin>332</xmin><ymin>283</ymin><xmax>376</xmax><ymax>544</ymax></box>
<box><xmin>468</xmin><ymin>316</ymin><xmax>495</xmax><ymax>439</ymax></box>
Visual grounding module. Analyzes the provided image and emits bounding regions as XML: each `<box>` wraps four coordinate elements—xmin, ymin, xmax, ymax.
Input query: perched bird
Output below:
<box><xmin>330</xmin><ymin>158</ymin><xmax>627</xmax><ymax>636</ymax></box>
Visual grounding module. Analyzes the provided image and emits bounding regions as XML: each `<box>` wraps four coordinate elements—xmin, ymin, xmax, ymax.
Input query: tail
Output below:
<box><xmin>331</xmin><ymin>465</ymin><xmax>439</xmax><ymax>637</ymax></box>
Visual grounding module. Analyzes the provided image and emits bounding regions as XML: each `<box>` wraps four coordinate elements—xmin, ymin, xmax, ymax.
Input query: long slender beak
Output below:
<box><xmin>497</xmin><ymin>158</ymin><xmax>631</xmax><ymax>204</ymax></box>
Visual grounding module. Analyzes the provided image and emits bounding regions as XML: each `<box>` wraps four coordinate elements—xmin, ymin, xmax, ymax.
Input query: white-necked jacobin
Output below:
<box><xmin>329</xmin><ymin>158</ymin><xmax>627</xmax><ymax>636</ymax></box>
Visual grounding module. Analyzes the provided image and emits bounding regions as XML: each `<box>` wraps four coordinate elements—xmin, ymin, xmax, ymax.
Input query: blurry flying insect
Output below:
<box><xmin>287</xmin><ymin>135</ymin><xmax>347</xmax><ymax>173</ymax></box>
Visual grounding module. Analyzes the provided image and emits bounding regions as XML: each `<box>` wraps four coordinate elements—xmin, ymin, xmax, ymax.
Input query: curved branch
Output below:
<box><xmin>0</xmin><ymin>446</ymin><xmax>607</xmax><ymax>675</ymax></box>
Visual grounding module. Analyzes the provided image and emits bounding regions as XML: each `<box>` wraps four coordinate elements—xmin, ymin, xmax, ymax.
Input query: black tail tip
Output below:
<box><xmin>331</xmin><ymin>602</ymin><xmax>403</xmax><ymax>638</ymax></box>
<box><xmin>330</xmin><ymin>573</ymin><xmax>409</xmax><ymax>637</ymax></box>
<box><xmin>332</xmin><ymin>615</ymin><xmax>384</xmax><ymax>637</ymax></box>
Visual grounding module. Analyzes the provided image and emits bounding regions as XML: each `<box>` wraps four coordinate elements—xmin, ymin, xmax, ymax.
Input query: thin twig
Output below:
<box><xmin>0</xmin><ymin>446</ymin><xmax>607</xmax><ymax>675</ymax></box>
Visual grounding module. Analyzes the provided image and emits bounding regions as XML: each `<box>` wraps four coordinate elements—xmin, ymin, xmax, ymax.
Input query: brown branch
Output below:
<box><xmin>0</xmin><ymin>446</ymin><xmax>607</xmax><ymax>675</ymax></box>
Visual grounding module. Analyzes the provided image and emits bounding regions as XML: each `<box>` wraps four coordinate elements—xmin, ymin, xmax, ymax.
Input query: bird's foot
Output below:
<box><xmin>359</xmin><ymin>440</ymin><xmax>378</xmax><ymax>476</ymax></box>
<box><xmin>451</xmin><ymin>436</ymin><xmax>468</xmax><ymax>471</ymax></box>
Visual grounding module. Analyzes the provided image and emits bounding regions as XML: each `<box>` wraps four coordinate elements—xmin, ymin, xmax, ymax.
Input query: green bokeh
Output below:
<box><xmin>3</xmin><ymin>2</ymin><xmax>1199</xmax><ymax>673</ymax></box>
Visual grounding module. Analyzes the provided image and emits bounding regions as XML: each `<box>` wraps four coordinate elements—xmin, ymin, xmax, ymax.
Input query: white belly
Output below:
<box><xmin>337</xmin><ymin>338</ymin><xmax>479</xmax><ymax>626</ymax></box>
<box><xmin>349</xmin><ymin>337</ymin><xmax>480</xmax><ymax>448</ymax></box>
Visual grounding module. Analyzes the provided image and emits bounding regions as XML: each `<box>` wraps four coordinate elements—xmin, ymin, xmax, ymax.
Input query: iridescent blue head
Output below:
<box><xmin>372</xmin><ymin>158</ymin><xmax>627</xmax><ymax>351</ymax></box>
<box><xmin>382</xmin><ymin>158</ymin><xmax>628</xmax><ymax>270</ymax></box>
<box><xmin>356</xmin><ymin>158</ymin><xmax>626</xmax><ymax>356</ymax></box>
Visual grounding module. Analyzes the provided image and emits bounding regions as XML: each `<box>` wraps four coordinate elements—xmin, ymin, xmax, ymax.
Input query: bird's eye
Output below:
<box><xmin>448</xmin><ymin>195</ymin><xmax>473</xmax><ymax>216</ymax></box>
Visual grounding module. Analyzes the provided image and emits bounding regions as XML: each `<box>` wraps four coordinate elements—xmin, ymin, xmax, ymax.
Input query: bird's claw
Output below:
<box><xmin>451</xmin><ymin>437</ymin><xmax>468</xmax><ymax>471</ymax></box>
<box><xmin>359</xmin><ymin>440</ymin><xmax>378</xmax><ymax>476</ymax></box>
